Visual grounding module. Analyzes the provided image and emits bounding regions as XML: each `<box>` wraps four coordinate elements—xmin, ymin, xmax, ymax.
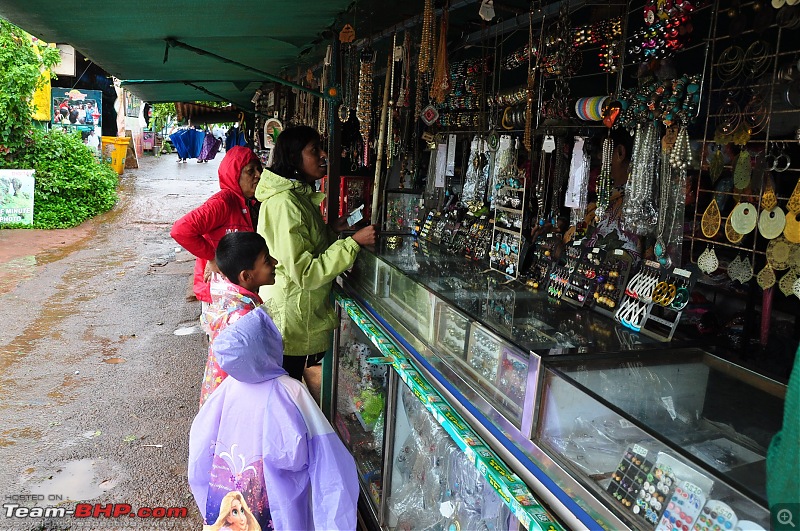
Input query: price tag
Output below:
<box><xmin>347</xmin><ymin>204</ymin><xmax>365</xmax><ymax>226</ymax></box>
<box><xmin>547</xmin><ymin>233</ymin><xmax>554</xmax><ymax>238</ymax></box>
<box><xmin>619</xmin><ymin>418</ymin><xmax>634</xmax><ymax>429</ymax></box>
<box><xmin>672</xmin><ymin>268</ymin><xmax>692</xmax><ymax>278</ymax></box>
<box><xmin>614</xmin><ymin>249</ymin><xmax>624</xmax><ymax>255</ymax></box>
<box><xmin>593</xmin><ymin>248</ymin><xmax>601</xmax><ymax>253</ymax></box>
<box><xmin>661</xmin><ymin>396</ymin><xmax>677</xmax><ymax>420</ymax></box>
<box><xmin>645</xmin><ymin>259</ymin><xmax>661</xmax><ymax>269</ymax></box>
<box><xmin>542</xmin><ymin>135</ymin><xmax>556</xmax><ymax>153</ymax></box>
<box><xmin>573</xmin><ymin>240</ymin><xmax>582</xmax><ymax>246</ymax></box>
<box><xmin>632</xmin><ymin>443</ymin><xmax>649</xmax><ymax>457</ymax></box>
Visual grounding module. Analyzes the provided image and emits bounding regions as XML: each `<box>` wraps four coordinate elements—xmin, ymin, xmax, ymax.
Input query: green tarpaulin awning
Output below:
<box><xmin>0</xmin><ymin>0</ymin><xmax>355</xmax><ymax>109</ymax></box>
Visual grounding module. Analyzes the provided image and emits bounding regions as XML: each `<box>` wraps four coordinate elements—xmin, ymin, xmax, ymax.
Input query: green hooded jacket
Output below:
<box><xmin>255</xmin><ymin>170</ymin><xmax>360</xmax><ymax>357</ymax></box>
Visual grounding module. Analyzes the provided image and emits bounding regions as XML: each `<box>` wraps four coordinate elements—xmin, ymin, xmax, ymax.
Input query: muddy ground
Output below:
<box><xmin>0</xmin><ymin>153</ymin><xmax>222</xmax><ymax>530</ymax></box>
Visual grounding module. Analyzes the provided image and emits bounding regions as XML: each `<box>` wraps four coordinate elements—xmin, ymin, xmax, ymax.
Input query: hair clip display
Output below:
<box><xmin>467</xmin><ymin>329</ymin><xmax>501</xmax><ymax>381</ymax></box>
<box><xmin>436</xmin><ymin>306</ymin><xmax>469</xmax><ymax>359</ymax></box>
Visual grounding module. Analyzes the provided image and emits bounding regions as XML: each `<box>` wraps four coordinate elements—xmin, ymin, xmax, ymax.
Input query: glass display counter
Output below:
<box><xmin>538</xmin><ymin>349</ymin><xmax>785</xmax><ymax>530</ymax></box>
<box><xmin>332</xmin><ymin>235</ymin><xmax>786</xmax><ymax>530</ymax></box>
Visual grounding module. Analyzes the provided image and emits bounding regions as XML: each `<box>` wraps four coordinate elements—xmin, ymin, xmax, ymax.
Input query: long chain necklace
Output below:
<box><xmin>655</xmin><ymin>150</ymin><xmax>673</xmax><ymax>267</ymax></box>
<box><xmin>357</xmin><ymin>48</ymin><xmax>375</xmax><ymax>166</ymax></box>
<box><xmin>430</xmin><ymin>7</ymin><xmax>451</xmax><ymax>103</ymax></box>
<box><xmin>622</xmin><ymin>123</ymin><xmax>658</xmax><ymax>235</ymax></box>
<box><xmin>596</xmin><ymin>136</ymin><xmax>614</xmax><ymax>220</ymax></box>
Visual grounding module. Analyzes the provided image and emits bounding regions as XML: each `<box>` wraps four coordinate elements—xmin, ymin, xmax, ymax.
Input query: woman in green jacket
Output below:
<box><xmin>255</xmin><ymin>126</ymin><xmax>376</xmax><ymax>380</ymax></box>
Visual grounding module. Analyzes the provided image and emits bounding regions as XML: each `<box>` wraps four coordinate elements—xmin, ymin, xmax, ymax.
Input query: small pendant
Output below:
<box><xmin>758</xmin><ymin>206</ymin><xmax>786</xmax><ymax>240</ymax></box>
<box><xmin>698</xmin><ymin>246</ymin><xmax>719</xmax><ymax>274</ymax></box>
<box><xmin>757</xmin><ymin>263</ymin><xmax>776</xmax><ymax>290</ymax></box>
<box><xmin>733</xmin><ymin>150</ymin><xmax>752</xmax><ymax>190</ymax></box>
<box><xmin>701</xmin><ymin>199</ymin><xmax>721</xmax><ymax>238</ymax></box>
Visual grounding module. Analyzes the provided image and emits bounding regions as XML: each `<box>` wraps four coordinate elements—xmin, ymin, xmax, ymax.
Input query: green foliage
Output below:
<box><xmin>149</xmin><ymin>102</ymin><xmax>175</xmax><ymax>134</ymax></box>
<box><xmin>0</xmin><ymin>128</ymin><xmax>119</xmax><ymax>229</ymax></box>
<box><xmin>0</xmin><ymin>19</ymin><xmax>60</xmax><ymax>164</ymax></box>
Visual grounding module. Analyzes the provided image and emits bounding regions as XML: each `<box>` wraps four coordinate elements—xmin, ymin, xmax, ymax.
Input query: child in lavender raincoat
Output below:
<box><xmin>188</xmin><ymin>306</ymin><xmax>358</xmax><ymax>530</ymax></box>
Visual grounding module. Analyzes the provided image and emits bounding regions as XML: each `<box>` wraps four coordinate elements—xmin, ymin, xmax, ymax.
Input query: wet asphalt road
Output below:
<box><xmin>0</xmin><ymin>153</ymin><xmax>223</xmax><ymax>530</ymax></box>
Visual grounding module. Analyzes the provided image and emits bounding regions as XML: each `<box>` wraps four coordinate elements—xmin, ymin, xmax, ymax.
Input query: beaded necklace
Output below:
<box><xmin>357</xmin><ymin>49</ymin><xmax>375</xmax><ymax>165</ymax></box>
<box><xmin>430</xmin><ymin>8</ymin><xmax>451</xmax><ymax>104</ymax></box>
<box><xmin>596</xmin><ymin>136</ymin><xmax>614</xmax><ymax>220</ymax></box>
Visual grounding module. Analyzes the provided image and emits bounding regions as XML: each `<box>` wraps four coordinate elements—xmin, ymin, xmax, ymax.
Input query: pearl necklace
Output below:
<box><xmin>595</xmin><ymin>136</ymin><xmax>613</xmax><ymax>220</ymax></box>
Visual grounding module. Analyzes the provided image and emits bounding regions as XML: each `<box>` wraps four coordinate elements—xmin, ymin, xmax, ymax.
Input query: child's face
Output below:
<box><xmin>245</xmin><ymin>249</ymin><xmax>277</xmax><ymax>289</ymax></box>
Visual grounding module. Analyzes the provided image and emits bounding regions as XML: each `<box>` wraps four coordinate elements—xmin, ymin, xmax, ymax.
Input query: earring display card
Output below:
<box><xmin>417</xmin><ymin>210</ymin><xmax>436</xmax><ymax>240</ymax></box>
<box><xmin>641</xmin><ymin>267</ymin><xmax>695</xmax><ymax>342</ymax></box>
<box><xmin>486</xmin><ymin>284</ymin><xmax>515</xmax><ymax>331</ymax></box>
<box><xmin>607</xmin><ymin>445</ymin><xmax>677</xmax><ymax>528</ymax></box>
<box><xmin>495</xmin><ymin>347</ymin><xmax>528</xmax><ymax>410</ymax></box>
<box><xmin>562</xmin><ymin>241</ymin><xmax>592</xmax><ymax>307</ymax></box>
<box><xmin>655</xmin><ymin>480</ymin><xmax>706</xmax><ymax>531</ymax></box>
<box><xmin>464</xmin><ymin>215</ymin><xmax>491</xmax><ymax>261</ymax></box>
<box><xmin>592</xmin><ymin>249</ymin><xmax>633</xmax><ymax>318</ymax></box>
<box><xmin>423</xmin><ymin>211</ymin><xmax>443</xmax><ymax>243</ymax></box>
<box><xmin>546</xmin><ymin>263</ymin><xmax>571</xmax><ymax>300</ymax></box>
<box><xmin>523</xmin><ymin>233</ymin><xmax>561</xmax><ymax>291</ymax></box>
<box><xmin>490</xmin><ymin>184</ymin><xmax>526</xmax><ymax>278</ymax></box>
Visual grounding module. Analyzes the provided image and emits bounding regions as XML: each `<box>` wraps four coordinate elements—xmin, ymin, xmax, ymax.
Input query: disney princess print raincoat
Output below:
<box><xmin>188</xmin><ymin>307</ymin><xmax>359</xmax><ymax>530</ymax></box>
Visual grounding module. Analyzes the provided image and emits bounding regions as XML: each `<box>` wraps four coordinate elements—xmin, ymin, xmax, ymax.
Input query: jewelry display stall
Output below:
<box><xmin>325</xmin><ymin>238</ymin><xmax>785</xmax><ymax>530</ymax></box>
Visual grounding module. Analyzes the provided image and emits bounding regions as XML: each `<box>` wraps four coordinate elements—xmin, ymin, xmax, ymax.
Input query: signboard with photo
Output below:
<box><xmin>52</xmin><ymin>88</ymin><xmax>102</xmax><ymax>132</ymax></box>
<box><xmin>0</xmin><ymin>170</ymin><xmax>35</xmax><ymax>225</ymax></box>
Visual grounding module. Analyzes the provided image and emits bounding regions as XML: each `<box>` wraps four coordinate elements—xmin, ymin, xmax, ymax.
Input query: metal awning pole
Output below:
<box><xmin>163</xmin><ymin>38</ymin><xmax>331</xmax><ymax>100</ymax></box>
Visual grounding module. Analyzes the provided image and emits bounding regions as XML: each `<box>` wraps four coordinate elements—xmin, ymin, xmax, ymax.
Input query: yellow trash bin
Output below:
<box><xmin>101</xmin><ymin>136</ymin><xmax>129</xmax><ymax>175</ymax></box>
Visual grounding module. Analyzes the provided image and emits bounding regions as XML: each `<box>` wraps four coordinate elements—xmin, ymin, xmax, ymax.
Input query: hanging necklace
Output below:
<box><xmin>596</xmin><ymin>136</ymin><xmax>614</xmax><ymax>220</ymax></box>
<box><xmin>430</xmin><ymin>7</ymin><xmax>451</xmax><ymax>103</ymax></box>
<box><xmin>356</xmin><ymin>48</ymin><xmax>375</xmax><ymax>166</ymax></box>
<box><xmin>623</xmin><ymin>123</ymin><xmax>658</xmax><ymax>235</ymax></box>
<box><xmin>655</xmin><ymin>149</ymin><xmax>673</xmax><ymax>267</ymax></box>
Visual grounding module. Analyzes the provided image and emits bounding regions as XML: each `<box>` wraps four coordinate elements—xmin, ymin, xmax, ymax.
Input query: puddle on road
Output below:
<box><xmin>0</xmin><ymin>256</ymin><xmax>37</xmax><ymax>296</ymax></box>
<box><xmin>102</xmin><ymin>357</ymin><xmax>126</xmax><ymax>364</ymax></box>
<box><xmin>28</xmin><ymin>459</ymin><xmax>117</xmax><ymax>501</ymax></box>
<box><xmin>0</xmin><ymin>427</ymin><xmax>42</xmax><ymax>448</ymax></box>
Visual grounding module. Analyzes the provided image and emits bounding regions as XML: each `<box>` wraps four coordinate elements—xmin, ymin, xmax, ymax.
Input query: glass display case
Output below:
<box><xmin>334</xmin><ymin>236</ymin><xmax>786</xmax><ymax>530</ymax></box>
<box><xmin>537</xmin><ymin>349</ymin><xmax>785</xmax><ymax>530</ymax></box>
<box><xmin>333</xmin><ymin>306</ymin><xmax>390</xmax><ymax>509</ymax></box>
<box><xmin>386</xmin><ymin>382</ymin><xmax>514</xmax><ymax>530</ymax></box>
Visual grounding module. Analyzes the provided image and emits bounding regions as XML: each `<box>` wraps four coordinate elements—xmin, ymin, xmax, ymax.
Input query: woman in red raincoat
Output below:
<box><xmin>171</xmin><ymin>146</ymin><xmax>263</xmax><ymax>310</ymax></box>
